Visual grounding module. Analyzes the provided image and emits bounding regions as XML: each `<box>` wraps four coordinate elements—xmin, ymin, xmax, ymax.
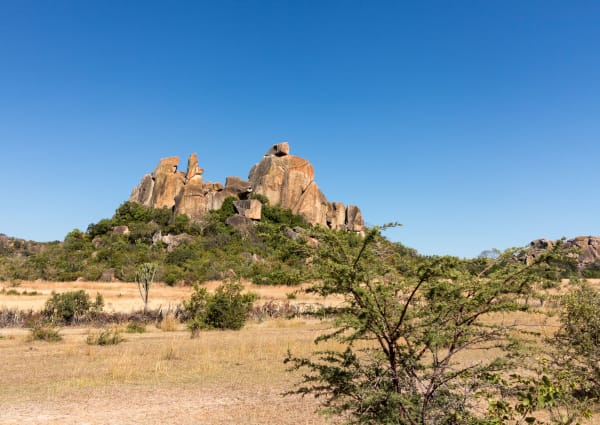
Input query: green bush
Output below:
<box><xmin>249</xmin><ymin>193</ymin><xmax>269</xmax><ymax>205</ymax></box>
<box><xmin>29</xmin><ymin>323</ymin><xmax>62</xmax><ymax>342</ymax></box>
<box><xmin>582</xmin><ymin>262</ymin><xmax>600</xmax><ymax>278</ymax></box>
<box><xmin>183</xmin><ymin>280</ymin><xmax>256</xmax><ymax>337</ymax></box>
<box><xmin>86</xmin><ymin>218</ymin><xmax>114</xmax><ymax>238</ymax></box>
<box><xmin>43</xmin><ymin>290</ymin><xmax>104</xmax><ymax>324</ymax></box>
<box><xmin>86</xmin><ymin>329</ymin><xmax>123</xmax><ymax>345</ymax></box>
<box><xmin>261</xmin><ymin>204</ymin><xmax>307</xmax><ymax>227</ymax></box>
<box><xmin>552</xmin><ymin>283</ymin><xmax>600</xmax><ymax>397</ymax></box>
<box><xmin>125</xmin><ymin>321</ymin><xmax>146</xmax><ymax>333</ymax></box>
<box><xmin>250</xmin><ymin>263</ymin><xmax>303</xmax><ymax>286</ymax></box>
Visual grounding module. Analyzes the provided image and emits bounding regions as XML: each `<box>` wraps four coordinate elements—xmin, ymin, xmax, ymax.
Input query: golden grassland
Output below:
<box><xmin>0</xmin><ymin>280</ymin><xmax>344</xmax><ymax>425</ymax></box>
<box><xmin>0</xmin><ymin>319</ymin><xmax>341</xmax><ymax>425</ymax></box>
<box><xmin>1</xmin><ymin>279</ymin><xmax>599</xmax><ymax>424</ymax></box>
<box><xmin>0</xmin><ymin>279</ymin><xmax>344</xmax><ymax>312</ymax></box>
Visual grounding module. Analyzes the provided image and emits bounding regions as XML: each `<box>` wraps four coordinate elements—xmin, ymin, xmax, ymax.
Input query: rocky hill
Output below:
<box><xmin>529</xmin><ymin>236</ymin><xmax>600</xmax><ymax>274</ymax></box>
<box><xmin>129</xmin><ymin>142</ymin><xmax>364</xmax><ymax>232</ymax></box>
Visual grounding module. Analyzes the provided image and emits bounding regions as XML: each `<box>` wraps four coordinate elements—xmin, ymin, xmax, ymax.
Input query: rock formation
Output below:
<box><xmin>129</xmin><ymin>142</ymin><xmax>365</xmax><ymax>232</ymax></box>
<box><xmin>564</xmin><ymin>236</ymin><xmax>600</xmax><ymax>270</ymax></box>
<box><xmin>529</xmin><ymin>236</ymin><xmax>600</xmax><ymax>271</ymax></box>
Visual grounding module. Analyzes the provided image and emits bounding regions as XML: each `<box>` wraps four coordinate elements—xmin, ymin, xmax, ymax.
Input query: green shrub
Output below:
<box><xmin>2</xmin><ymin>289</ymin><xmax>38</xmax><ymax>296</ymax></box>
<box><xmin>125</xmin><ymin>321</ymin><xmax>146</xmax><ymax>333</ymax></box>
<box><xmin>208</xmin><ymin>281</ymin><xmax>257</xmax><ymax>330</ymax></box>
<box><xmin>183</xmin><ymin>280</ymin><xmax>256</xmax><ymax>337</ymax></box>
<box><xmin>86</xmin><ymin>218</ymin><xmax>114</xmax><ymax>238</ymax></box>
<box><xmin>86</xmin><ymin>329</ymin><xmax>123</xmax><ymax>345</ymax></box>
<box><xmin>29</xmin><ymin>323</ymin><xmax>62</xmax><ymax>342</ymax></box>
<box><xmin>250</xmin><ymin>263</ymin><xmax>303</xmax><ymax>286</ymax></box>
<box><xmin>249</xmin><ymin>193</ymin><xmax>270</xmax><ymax>205</ymax></box>
<box><xmin>552</xmin><ymin>284</ymin><xmax>600</xmax><ymax>396</ymax></box>
<box><xmin>43</xmin><ymin>290</ymin><xmax>104</xmax><ymax>324</ymax></box>
<box><xmin>261</xmin><ymin>204</ymin><xmax>307</xmax><ymax>227</ymax></box>
<box><xmin>582</xmin><ymin>262</ymin><xmax>600</xmax><ymax>278</ymax></box>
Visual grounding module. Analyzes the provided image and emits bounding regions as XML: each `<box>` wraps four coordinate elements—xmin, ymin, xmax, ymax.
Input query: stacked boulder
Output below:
<box><xmin>129</xmin><ymin>142</ymin><xmax>364</xmax><ymax>232</ymax></box>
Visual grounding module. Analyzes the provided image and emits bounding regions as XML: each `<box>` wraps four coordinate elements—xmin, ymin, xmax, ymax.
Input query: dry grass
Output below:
<box><xmin>0</xmin><ymin>318</ymin><xmax>341</xmax><ymax>425</ymax></box>
<box><xmin>0</xmin><ymin>280</ymin><xmax>344</xmax><ymax>424</ymax></box>
<box><xmin>1</xmin><ymin>279</ymin><xmax>599</xmax><ymax>424</ymax></box>
<box><xmin>0</xmin><ymin>279</ymin><xmax>344</xmax><ymax>313</ymax></box>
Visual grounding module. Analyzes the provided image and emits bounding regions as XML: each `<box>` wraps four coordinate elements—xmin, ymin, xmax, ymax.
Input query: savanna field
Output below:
<box><xmin>1</xmin><ymin>278</ymin><xmax>599</xmax><ymax>425</ymax></box>
<box><xmin>0</xmin><ymin>280</ymin><xmax>343</xmax><ymax>425</ymax></box>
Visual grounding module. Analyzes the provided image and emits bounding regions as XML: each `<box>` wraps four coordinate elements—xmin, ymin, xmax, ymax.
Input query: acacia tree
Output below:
<box><xmin>551</xmin><ymin>283</ymin><xmax>600</xmax><ymax>400</ymax></box>
<box><xmin>286</xmin><ymin>226</ymin><xmax>585</xmax><ymax>424</ymax></box>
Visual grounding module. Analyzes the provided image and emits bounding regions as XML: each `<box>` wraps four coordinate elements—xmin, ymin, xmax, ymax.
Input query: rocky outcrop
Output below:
<box><xmin>152</xmin><ymin>231</ymin><xmax>193</xmax><ymax>252</ymax></box>
<box><xmin>248</xmin><ymin>143</ymin><xmax>364</xmax><ymax>231</ymax></box>
<box><xmin>129</xmin><ymin>143</ymin><xmax>365</xmax><ymax>232</ymax></box>
<box><xmin>529</xmin><ymin>236</ymin><xmax>600</xmax><ymax>271</ymax></box>
<box><xmin>233</xmin><ymin>199</ymin><xmax>262</xmax><ymax>220</ymax></box>
<box><xmin>112</xmin><ymin>226</ymin><xmax>130</xmax><ymax>236</ymax></box>
<box><xmin>150</xmin><ymin>156</ymin><xmax>185</xmax><ymax>209</ymax></box>
<box><xmin>564</xmin><ymin>236</ymin><xmax>600</xmax><ymax>270</ymax></box>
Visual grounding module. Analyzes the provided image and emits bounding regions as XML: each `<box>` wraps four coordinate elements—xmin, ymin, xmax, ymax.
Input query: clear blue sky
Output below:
<box><xmin>1</xmin><ymin>0</ymin><xmax>598</xmax><ymax>258</ymax></box>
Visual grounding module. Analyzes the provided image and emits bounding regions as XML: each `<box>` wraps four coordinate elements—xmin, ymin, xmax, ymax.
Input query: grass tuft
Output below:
<box><xmin>86</xmin><ymin>329</ymin><xmax>123</xmax><ymax>345</ymax></box>
<box><xmin>158</xmin><ymin>314</ymin><xmax>178</xmax><ymax>332</ymax></box>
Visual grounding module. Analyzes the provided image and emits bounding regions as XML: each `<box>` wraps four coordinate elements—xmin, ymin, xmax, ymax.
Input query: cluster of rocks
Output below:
<box><xmin>129</xmin><ymin>142</ymin><xmax>364</xmax><ymax>232</ymax></box>
<box><xmin>0</xmin><ymin>234</ymin><xmax>43</xmax><ymax>256</ymax></box>
<box><xmin>529</xmin><ymin>236</ymin><xmax>600</xmax><ymax>271</ymax></box>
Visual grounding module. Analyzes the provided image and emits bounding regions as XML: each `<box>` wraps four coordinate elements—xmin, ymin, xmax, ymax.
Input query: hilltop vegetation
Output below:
<box><xmin>0</xmin><ymin>198</ymin><xmax>390</xmax><ymax>286</ymax></box>
<box><xmin>0</xmin><ymin>196</ymin><xmax>590</xmax><ymax>287</ymax></box>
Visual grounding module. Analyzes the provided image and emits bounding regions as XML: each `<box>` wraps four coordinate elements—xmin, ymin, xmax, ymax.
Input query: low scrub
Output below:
<box><xmin>183</xmin><ymin>280</ymin><xmax>256</xmax><ymax>337</ymax></box>
<box><xmin>86</xmin><ymin>329</ymin><xmax>123</xmax><ymax>345</ymax></box>
<box><xmin>43</xmin><ymin>290</ymin><xmax>104</xmax><ymax>324</ymax></box>
<box><xmin>0</xmin><ymin>288</ymin><xmax>39</xmax><ymax>296</ymax></box>
<box><xmin>29</xmin><ymin>323</ymin><xmax>62</xmax><ymax>342</ymax></box>
<box><xmin>125</xmin><ymin>321</ymin><xmax>146</xmax><ymax>333</ymax></box>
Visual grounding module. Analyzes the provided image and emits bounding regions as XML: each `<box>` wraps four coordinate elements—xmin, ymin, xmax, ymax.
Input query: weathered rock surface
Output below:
<box><xmin>264</xmin><ymin>142</ymin><xmax>290</xmax><ymax>156</ymax></box>
<box><xmin>529</xmin><ymin>236</ymin><xmax>600</xmax><ymax>271</ymax></box>
<box><xmin>152</xmin><ymin>231</ymin><xmax>193</xmax><ymax>252</ymax></box>
<box><xmin>233</xmin><ymin>199</ymin><xmax>262</xmax><ymax>220</ymax></box>
<box><xmin>112</xmin><ymin>225</ymin><xmax>130</xmax><ymax>236</ymax></box>
<box><xmin>129</xmin><ymin>144</ymin><xmax>365</xmax><ymax>232</ymax></box>
<box><xmin>147</xmin><ymin>156</ymin><xmax>186</xmax><ymax>209</ymax></box>
<box><xmin>564</xmin><ymin>236</ymin><xmax>600</xmax><ymax>270</ymax></box>
<box><xmin>225</xmin><ymin>215</ymin><xmax>254</xmax><ymax>237</ymax></box>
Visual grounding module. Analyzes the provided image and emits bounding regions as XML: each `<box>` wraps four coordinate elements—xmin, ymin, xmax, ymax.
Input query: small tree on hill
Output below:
<box><xmin>135</xmin><ymin>262</ymin><xmax>157</xmax><ymax>313</ymax></box>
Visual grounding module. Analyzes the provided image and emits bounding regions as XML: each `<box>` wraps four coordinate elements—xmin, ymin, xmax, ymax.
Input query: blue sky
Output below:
<box><xmin>0</xmin><ymin>0</ymin><xmax>598</xmax><ymax>258</ymax></box>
